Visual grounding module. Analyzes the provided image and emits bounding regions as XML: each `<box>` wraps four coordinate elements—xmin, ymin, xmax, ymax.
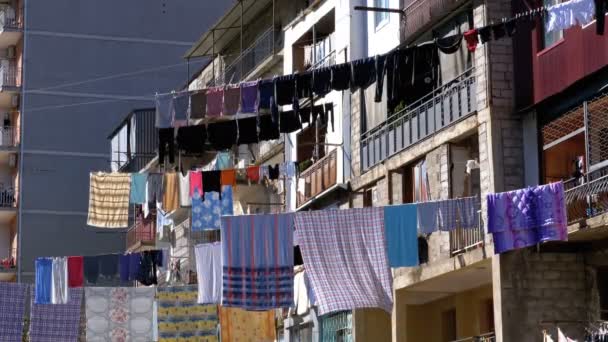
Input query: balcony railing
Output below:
<box><xmin>307</xmin><ymin>50</ymin><xmax>336</xmax><ymax>71</ymax></box>
<box><xmin>361</xmin><ymin>68</ymin><xmax>477</xmax><ymax>171</ymax></box>
<box><xmin>0</xmin><ymin>8</ymin><xmax>21</xmax><ymax>30</ymax></box>
<box><xmin>449</xmin><ymin>210</ymin><xmax>484</xmax><ymax>255</ymax></box>
<box><xmin>564</xmin><ymin>168</ymin><xmax>608</xmax><ymax>224</ymax></box>
<box><xmin>297</xmin><ymin>149</ymin><xmax>338</xmax><ymax>208</ymax></box>
<box><xmin>449</xmin><ymin>333</ymin><xmax>496</xmax><ymax>342</ymax></box>
<box><xmin>0</xmin><ymin>187</ymin><xmax>15</xmax><ymax>208</ymax></box>
<box><xmin>0</xmin><ymin>64</ymin><xmax>19</xmax><ymax>88</ymax></box>
<box><xmin>126</xmin><ymin>210</ymin><xmax>156</xmax><ymax>250</ymax></box>
<box><xmin>211</xmin><ymin>27</ymin><xmax>282</xmax><ymax>86</ymax></box>
<box><xmin>0</xmin><ymin>126</ymin><xmax>16</xmax><ymax>147</ymax></box>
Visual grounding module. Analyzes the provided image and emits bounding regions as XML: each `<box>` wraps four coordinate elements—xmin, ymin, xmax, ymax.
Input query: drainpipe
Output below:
<box><xmin>16</xmin><ymin>0</ymin><xmax>27</xmax><ymax>283</ymax></box>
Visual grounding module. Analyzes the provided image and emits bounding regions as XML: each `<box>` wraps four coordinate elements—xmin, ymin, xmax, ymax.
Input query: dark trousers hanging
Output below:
<box><xmin>158</xmin><ymin>128</ymin><xmax>175</xmax><ymax>166</ymax></box>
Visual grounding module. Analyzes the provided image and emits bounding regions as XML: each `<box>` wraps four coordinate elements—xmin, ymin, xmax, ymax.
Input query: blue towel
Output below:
<box><xmin>35</xmin><ymin>258</ymin><xmax>52</xmax><ymax>304</ymax></box>
<box><xmin>130</xmin><ymin>173</ymin><xmax>148</xmax><ymax>204</ymax></box>
<box><xmin>384</xmin><ymin>204</ymin><xmax>419</xmax><ymax>267</ymax></box>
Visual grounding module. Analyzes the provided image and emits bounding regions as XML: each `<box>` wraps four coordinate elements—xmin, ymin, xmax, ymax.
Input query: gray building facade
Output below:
<box><xmin>17</xmin><ymin>0</ymin><xmax>231</xmax><ymax>281</ymax></box>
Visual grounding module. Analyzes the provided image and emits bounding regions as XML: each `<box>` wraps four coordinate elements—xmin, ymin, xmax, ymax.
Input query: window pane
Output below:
<box><xmin>543</xmin><ymin>0</ymin><xmax>563</xmax><ymax>48</ymax></box>
<box><xmin>374</xmin><ymin>0</ymin><xmax>389</xmax><ymax>28</ymax></box>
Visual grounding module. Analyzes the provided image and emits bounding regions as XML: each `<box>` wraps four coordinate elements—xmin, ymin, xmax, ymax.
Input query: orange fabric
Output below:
<box><xmin>221</xmin><ymin>169</ymin><xmax>237</xmax><ymax>186</ymax></box>
<box><xmin>219</xmin><ymin>307</ymin><xmax>276</xmax><ymax>342</ymax></box>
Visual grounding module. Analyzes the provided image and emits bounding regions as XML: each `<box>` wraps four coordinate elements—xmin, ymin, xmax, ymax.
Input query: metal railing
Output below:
<box><xmin>212</xmin><ymin>27</ymin><xmax>281</xmax><ymax>86</ymax></box>
<box><xmin>361</xmin><ymin>68</ymin><xmax>477</xmax><ymax>171</ymax></box>
<box><xmin>0</xmin><ymin>187</ymin><xmax>15</xmax><ymax>208</ymax></box>
<box><xmin>0</xmin><ymin>63</ymin><xmax>20</xmax><ymax>87</ymax></box>
<box><xmin>308</xmin><ymin>50</ymin><xmax>336</xmax><ymax>71</ymax></box>
<box><xmin>0</xmin><ymin>126</ymin><xmax>15</xmax><ymax>147</ymax></box>
<box><xmin>0</xmin><ymin>8</ymin><xmax>21</xmax><ymax>30</ymax></box>
<box><xmin>450</xmin><ymin>332</ymin><xmax>496</xmax><ymax>342</ymax></box>
<box><xmin>126</xmin><ymin>210</ymin><xmax>156</xmax><ymax>250</ymax></box>
<box><xmin>297</xmin><ymin>149</ymin><xmax>338</xmax><ymax>207</ymax></box>
<box><xmin>320</xmin><ymin>311</ymin><xmax>352</xmax><ymax>342</ymax></box>
<box><xmin>449</xmin><ymin>210</ymin><xmax>484</xmax><ymax>255</ymax></box>
<box><xmin>564</xmin><ymin>167</ymin><xmax>608</xmax><ymax>224</ymax></box>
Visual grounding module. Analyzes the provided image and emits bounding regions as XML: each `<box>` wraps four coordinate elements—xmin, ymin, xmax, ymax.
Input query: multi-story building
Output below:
<box><xmin>15</xmin><ymin>0</ymin><xmax>231</xmax><ymax>283</ymax></box>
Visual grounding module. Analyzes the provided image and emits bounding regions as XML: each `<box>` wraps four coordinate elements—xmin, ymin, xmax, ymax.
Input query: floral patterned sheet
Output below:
<box><xmin>85</xmin><ymin>287</ymin><xmax>155</xmax><ymax>342</ymax></box>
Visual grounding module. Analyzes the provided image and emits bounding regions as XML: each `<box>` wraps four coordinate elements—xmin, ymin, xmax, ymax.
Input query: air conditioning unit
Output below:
<box><xmin>6</xmin><ymin>46</ymin><xmax>15</xmax><ymax>59</ymax></box>
<box><xmin>10</xmin><ymin>94</ymin><xmax>18</xmax><ymax>108</ymax></box>
<box><xmin>8</xmin><ymin>153</ymin><xmax>16</xmax><ymax>168</ymax></box>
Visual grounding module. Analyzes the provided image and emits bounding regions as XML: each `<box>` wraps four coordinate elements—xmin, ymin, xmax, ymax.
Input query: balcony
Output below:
<box><xmin>126</xmin><ymin>210</ymin><xmax>156</xmax><ymax>252</ymax></box>
<box><xmin>449</xmin><ymin>210</ymin><xmax>484</xmax><ymax>255</ymax></box>
<box><xmin>211</xmin><ymin>27</ymin><xmax>282</xmax><ymax>86</ymax></box>
<box><xmin>307</xmin><ymin>50</ymin><xmax>336</xmax><ymax>71</ymax></box>
<box><xmin>0</xmin><ymin>63</ymin><xmax>19</xmax><ymax>88</ymax></box>
<box><xmin>361</xmin><ymin>68</ymin><xmax>477</xmax><ymax>171</ymax></box>
<box><xmin>0</xmin><ymin>126</ymin><xmax>16</xmax><ymax>148</ymax></box>
<box><xmin>296</xmin><ymin>149</ymin><xmax>337</xmax><ymax>208</ymax></box>
<box><xmin>109</xmin><ymin>108</ymin><xmax>157</xmax><ymax>172</ymax></box>
<box><xmin>0</xmin><ymin>7</ymin><xmax>21</xmax><ymax>49</ymax></box>
<box><xmin>400</xmin><ymin>0</ymin><xmax>465</xmax><ymax>42</ymax></box>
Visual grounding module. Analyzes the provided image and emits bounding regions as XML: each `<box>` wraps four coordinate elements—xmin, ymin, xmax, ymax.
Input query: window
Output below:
<box><xmin>543</xmin><ymin>0</ymin><xmax>563</xmax><ymax>48</ymax></box>
<box><xmin>374</xmin><ymin>0</ymin><xmax>390</xmax><ymax>29</ymax></box>
<box><xmin>441</xmin><ymin>309</ymin><xmax>457</xmax><ymax>342</ymax></box>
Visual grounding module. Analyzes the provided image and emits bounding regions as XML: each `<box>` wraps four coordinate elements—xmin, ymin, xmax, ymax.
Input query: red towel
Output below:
<box><xmin>463</xmin><ymin>29</ymin><xmax>479</xmax><ymax>52</ymax></box>
<box><xmin>67</xmin><ymin>256</ymin><xmax>84</xmax><ymax>287</ymax></box>
<box><xmin>247</xmin><ymin>166</ymin><xmax>260</xmax><ymax>183</ymax></box>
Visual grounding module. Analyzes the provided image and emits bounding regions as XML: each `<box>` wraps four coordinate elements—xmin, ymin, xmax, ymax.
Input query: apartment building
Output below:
<box><xmin>16</xmin><ymin>0</ymin><xmax>230</xmax><ymax>283</ymax></box>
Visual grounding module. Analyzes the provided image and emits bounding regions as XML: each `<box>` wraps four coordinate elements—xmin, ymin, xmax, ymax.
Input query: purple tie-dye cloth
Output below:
<box><xmin>487</xmin><ymin>182</ymin><xmax>568</xmax><ymax>254</ymax></box>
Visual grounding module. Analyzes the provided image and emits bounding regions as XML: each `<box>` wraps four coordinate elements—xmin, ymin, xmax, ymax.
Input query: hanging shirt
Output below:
<box><xmin>350</xmin><ymin>56</ymin><xmax>376</xmax><ymax>90</ymax></box>
<box><xmin>274</xmin><ymin>74</ymin><xmax>297</xmax><ymax>106</ymax></box>
<box><xmin>207</xmin><ymin>120</ymin><xmax>237</xmax><ymax>150</ymax></box>
<box><xmin>384</xmin><ymin>205</ymin><xmax>419</xmax><ymax>267</ymax></box>
<box><xmin>35</xmin><ymin>257</ymin><xmax>52</xmax><ymax>304</ymax></box>
<box><xmin>463</xmin><ymin>29</ymin><xmax>479</xmax><ymax>52</ymax></box>
<box><xmin>259</xmin><ymin>114</ymin><xmax>280</xmax><ymax>141</ymax></box>
<box><xmin>172</xmin><ymin>92</ymin><xmax>190</xmax><ymax>127</ymax></box>
<box><xmin>83</xmin><ymin>256</ymin><xmax>100</xmax><ymax>285</ymax></box>
<box><xmin>67</xmin><ymin>256</ymin><xmax>84</xmax><ymax>287</ymax></box>
<box><xmin>128</xmin><ymin>253</ymin><xmax>141</xmax><ymax>282</ymax></box>
<box><xmin>215</xmin><ymin>152</ymin><xmax>233</xmax><ymax>170</ymax></box>
<box><xmin>330</xmin><ymin>63</ymin><xmax>351</xmax><ymax>91</ymax></box>
<box><xmin>176</xmin><ymin>125</ymin><xmax>207</xmax><ymax>154</ymax></box>
<box><xmin>223</xmin><ymin>84</ymin><xmax>241</xmax><ymax>116</ymax></box>
<box><xmin>129</xmin><ymin>173</ymin><xmax>147</xmax><ymax>204</ymax></box>
<box><xmin>191</xmin><ymin>186</ymin><xmax>233</xmax><ymax>231</ymax></box>
<box><xmin>206</xmin><ymin>86</ymin><xmax>224</xmax><ymax>117</ymax></box>
<box><xmin>162</xmin><ymin>172</ymin><xmax>179</xmax><ymax>212</ymax></box>
<box><xmin>240</xmin><ymin>81</ymin><xmax>259</xmax><ymax>113</ymax></box>
<box><xmin>194</xmin><ymin>242</ymin><xmax>222</xmax><ymax>304</ymax></box>
<box><xmin>247</xmin><ymin>165</ymin><xmax>260</xmax><ymax>183</ymax></box>
<box><xmin>189</xmin><ymin>171</ymin><xmax>203</xmax><ymax>198</ymax></box>
<box><xmin>221</xmin><ymin>169</ymin><xmax>237</xmax><ymax>187</ymax></box>
<box><xmin>51</xmin><ymin>257</ymin><xmax>69</xmax><ymax>304</ymax></box>
<box><xmin>179</xmin><ymin>171</ymin><xmax>191</xmax><ymax>207</ymax></box>
<box><xmin>258</xmin><ymin>79</ymin><xmax>274</xmax><ymax>110</ymax></box>
<box><xmin>190</xmin><ymin>90</ymin><xmax>207</xmax><ymax>119</ymax></box>
<box><xmin>202</xmin><ymin>170</ymin><xmax>222</xmax><ymax>194</ymax></box>
<box><xmin>236</xmin><ymin>116</ymin><xmax>259</xmax><ymax>145</ymax></box>
<box><xmin>312</xmin><ymin>66</ymin><xmax>332</xmax><ymax>97</ymax></box>
<box><xmin>279</xmin><ymin>110</ymin><xmax>302</xmax><ymax>133</ymax></box>
<box><xmin>155</xmin><ymin>93</ymin><xmax>173</xmax><ymax>128</ymax></box>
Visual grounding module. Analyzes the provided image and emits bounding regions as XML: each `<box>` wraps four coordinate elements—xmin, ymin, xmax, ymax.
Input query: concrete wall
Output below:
<box><xmin>354</xmin><ymin>308</ymin><xmax>392</xmax><ymax>342</ymax></box>
<box><xmin>18</xmin><ymin>0</ymin><xmax>231</xmax><ymax>280</ymax></box>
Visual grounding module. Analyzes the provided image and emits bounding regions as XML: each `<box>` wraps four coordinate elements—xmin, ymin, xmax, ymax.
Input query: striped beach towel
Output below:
<box><xmin>87</xmin><ymin>172</ymin><xmax>131</xmax><ymax>228</ymax></box>
<box><xmin>221</xmin><ymin>213</ymin><xmax>294</xmax><ymax>310</ymax></box>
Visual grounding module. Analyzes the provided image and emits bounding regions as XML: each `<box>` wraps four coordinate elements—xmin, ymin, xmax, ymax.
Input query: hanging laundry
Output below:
<box><xmin>128</xmin><ymin>252</ymin><xmax>142</xmax><ymax>282</ymax></box>
<box><xmin>221</xmin><ymin>213</ymin><xmax>294</xmax><ymax>310</ymax></box>
<box><xmin>259</xmin><ymin>114</ymin><xmax>280</xmax><ymax>141</ymax></box>
<box><xmin>177</xmin><ymin>125</ymin><xmax>207</xmax><ymax>154</ymax></box>
<box><xmin>207</xmin><ymin>120</ymin><xmax>237</xmax><ymax>150</ymax></box>
<box><xmin>85</xmin><ymin>287</ymin><xmax>155</xmax><ymax>342</ymax></box>
<box><xmin>546</xmin><ymin>0</ymin><xmax>595</xmax><ymax>33</ymax></box>
<box><xmin>137</xmin><ymin>250</ymin><xmax>162</xmax><ymax>286</ymax></box>
<box><xmin>595</xmin><ymin>0</ymin><xmax>605</xmax><ymax>34</ymax></box>
<box><xmin>487</xmin><ymin>182</ymin><xmax>568</xmax><ymax>254</ymax></box>
<box><xmin>98</xmin><ymin>254</ymin><xmax>120</xmax><ymax>284</ymax></box>
<box><xmin>291</xmin><ymin>265</ymin><xmax>316</xmax><ymax>316</ymax></box>
<box><xmin>83</xmin><ymin>256</ymin><xmax>100</xmax><ymax>285</ymax></box>
<box><xmin>190</xmin><ymin>90</ymin><xmax>207</xmax><ymax>119</ymax></box>
<box><xmin>258</xmin><ymin>79</ymin><xmax>274</xmax><ymax>110</ymax></box>
<box><xmin>330</xmin><ymin>62</ymin><xmax>351</xmax><ymax>91</ymax></box>
<box><xmin>221</xmin><ymin>169</ymin><xmax>237</xmax><ymax>187</ymax></box>
<box><xmin>326</xmin><ymin>102</ymin><xmax>335</xmax><ymax>131</ymax></box>
<box><xmin>119</xmin><ymin>254</ymin><xmax>130</xmax><ymax>284</ymax></box>
<box><xmin>67</xmin><ymin>255</ymin><xmax>84</xmax><ymax>287</ymax></box>
<box><xmin>492</xmin><ymin>22</ymin><xmax>507</xmax><ymax>40</ymax></box>
<box><xmin>202</xmin><ymin>170</ymin><xmax>222</xmax><ymax>194</ymax></box>
<box><xmin>189</xmin><ymin>170</ymin><xmax>203</xmax><ymax>197</ymax></box>
<box><xmin>274</xmin><ymin>74</ymin><xmax>297</xmax><ymax>106</ymax></box>
<box><xmin>296</xmin><ymin>71</ymin><xmax>314</xmax><ymax>99</ymax></box>
<box><xmin>157</xmin><ymin>286</ymin><xmax>219</xmax><ymax>341</ymax></box>
<box><xmin>215</xmin><ymin>151</ymin><xmax>233</xmax><ymax>170</ymax></box>
<box><xmin>294</xmin><ymin>208</ymin><xmax>393</xmax><ymax>315</ymax></box>
<box><xmin>219</xmin><ymin>307</ymin><xmax>276</xmax><ymax>342</ymax></box>
<box><xmin>279</xmin><ymin>110</ymin><xmax>302</xmax><ymax>133</ymax></box>
<box><xmin>236</xmin><ymin>168</ymin><xmax>248</xmax><ymax>184</ymax></box>
<box><xmin>298</xmin><ymin>106</ymin><xmax>313</xmax><ymax>124</ymax></box>
<box><xmin>194</xmin><ymin>242</ymin><xmax>222</xmax><ymax>304</ymax></box>
<box><xmin>129</xmin><ymin>172</ymin><xmax>147</xmax><ymax>204</ymax></box>
<box><xmin>146</xmin><ymin>172</ymin><xmax>163</xmax><ymax>207</ymax></box>
<box><xmin>478</xmin><ymin>26</ymin><xmax>493</xmax><ymax>43</ymax></box>
<box><xmin>237</xmin><ymin>116</ymin><xmax>260</xmax><ymax>145</ymax></box>
<box><xmin>436</xmin><ymin>34</ymin><xmax>464</xmax><ymax>54</ymax></box>
<box><xmin>247</xmin><ymin>165</ymin><xmax>260</xmax><ymax>183</ymax></box>
<box><xmin>30</xmin><ymin>287</ymin><xmax>83</xmax><ymax>342</ymax></box>
<box><xmin>206</xmin><ymin>86</ymin><xmax>224</xmax><ymax>117</ymax></box>
<box><xmin>172</xmin><ymin>92</ymin><xmax>190</xmax><ymax>127</ymax></box>
<box><xmin>259</xmin><ymin>165</ymin><xmax>270</xmax><ymax>182</ymax></box>
<box><xmin>35</xmin><ymin>257</ymin><xmax>52</xmax><ymax>304</ymax></box>
<box><xmin>350</xmin><ymin>56</ymin><xmax>376</xmax><ymax>90</ymax></box>
<box><xmin>384</xmin><ymin>204</ymin><xmax>419</xmax><ymax>267</ymax></box>
<box><xmin>463</xmin><ymin>29</ymin><xmax>479</xmax><ymax>52</ymax></box>
<box><xmin>0</xmin><ymin>283</ymin><xmax>28</xmax><ymax>341</ymax></box>
<box><xmin>285</xmin><ymin>161</ymin><xmax>297</xmax><ymax>178</ymax></box>
<box><xmin>158</xmin><ymin>128</ymin><xmax>175</xmax><ymax>166</ymax></box>
<box><xmin>191</xmin><ymin>185</ymin><xmax>233</xmax><ymax>231</ymax></box>
<box><xmin>156</xmin><ymin>206</ymin><xmax>174</xmax><ymax>242</ymax></box>
<box><xmin>178</xmin><ymin>171</ymin><xmax>191</xmax><ymax>207</ymax></box>
<box><xmin>428</xmin><ymin>196</ymin><xmax>482</xmax><ymax>231</ymax></box>
<box><xmin>87</xmin><ymin>172</ymin><xmax>131</xmax><ymax>228</ymax></box>
<box><xmin>162</xmin><ymin>172</ymin><xmax>179</xmax><ymax>212</ymax></box>
<box><xmin>505</xmin><ymin>18</ymin><xmax>517</xmax><ymax>36</ymax></box>
<box><xmin>155</xmin><ymin>93</ymin><xmax>173</xmax><ymax>128</ymax></box>
<box><xmin>375</xmin><ymin>54</ymin><xmax>387</xmax><ymax>102</ymax></box>
<box><xmin>417</xmin><ymin>200</ymin><xmax>441</xmax><ymax>234</ymax></box>
<box><xmin>51</xmin><ymin>257</ymin><xmax>68</xmax><ymax>304</ymax></box>
<box><xmin>240</xmin><ymin>80</ymin><xmax>259</xmax><ymax>113</ymax></box>
<box><xmin>223</xmin><ymin>83</ymin><xmax>241</xmax><ymax>116</ymax></box>
<box><xmin>312</xmin><ymin>66</ymin><xmax>332</xmax><ymax>96</ymax></box>
<box><xmin>268</xmin><ymin>164</ymin><xmax>280</xmax><ymax>180</ymax></box>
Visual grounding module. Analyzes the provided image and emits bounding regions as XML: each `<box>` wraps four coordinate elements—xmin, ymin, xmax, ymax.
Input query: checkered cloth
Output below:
<box><xmin>0</xmin><ymin>283</ymin><xmax>28</xmax><ymax>342</ymax></box>
<box><xmin>30</xmin><ymin>287</ymin><xmax>83</xmax><ymax>342</ymax></box>
<box><xmin>221</xmin><ymin>213</ymin><xmax>294</xmax><ymax>310</ymax></box>
<box><xmin>294</xmin><ymin>208</ymin><xmax>393</xmax><ymax>315</ymax></box>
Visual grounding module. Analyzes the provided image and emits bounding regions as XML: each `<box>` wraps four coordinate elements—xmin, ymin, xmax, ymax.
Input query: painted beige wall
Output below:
<box><xmin>404</xmin><ymin>285</ymin><xmax>493</xmax><ymax>342</ymax></box>
<box><xmin>354</xmin><ymin>308</ymin><xmax>392</xmax><ymax>342</ymax></box>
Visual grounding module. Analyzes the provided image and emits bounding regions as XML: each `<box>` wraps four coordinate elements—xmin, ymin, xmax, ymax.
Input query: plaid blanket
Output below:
<box><xmin>87</xmin><ymin>172</ymin><xmax>131</xmax><ymax>228</ymax></box>
<box><xmin>156</xmin><ymin>286</ymin><xmax>218</xmax><ymax>341</ymax></box>
<box><xmin>294</xmin><ymin>207</ymin><xmax>393</xmax><ymax>315</ymax></box>
<box><xmin>221</xmin><ymin>213</ymin><xmax>294</xmax><ymax>310</ymax></box>
<box><xmin>0</xmin><ymin>283</ymin><xmax>27</xmax><ymax>342</ymax></box>
<box><xmin>30</xmin><ymin>287</ymin><xmax>83</xmax><ymax>342</ymax></box>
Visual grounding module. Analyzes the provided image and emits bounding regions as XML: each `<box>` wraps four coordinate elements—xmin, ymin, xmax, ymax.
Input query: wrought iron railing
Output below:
<box><xmin>126</xmin><ymin>210</ymin><xmax>156</xmax><ymax>250</ymax></box>
<box><xmin>0</xmin><ymin>126</ymin><xmax>15</xmax><ymax>147</ymax></box>
<box><xmin>0</xmin><ymin>187</ymin><xmax>15</xmax><ymax>208</ymax></box>
<box><xmin>449</xmin><ymin>210</ymin><xmax>484</xmax><ymax>255</ymax></box>
<box><xmin>564</xmin><ymin>167</ymin><xmax>608</xmax><ymax>224</ymax></box>
<box><xmin>320</xmin><ymin>311</ymin><xmax>352</xmax><ymax>342</ymax></box>
<box><xmin>297</xmin><ymin>149</ymin><xmax>338</xmax><ymax>207</ymax></box>
<box><xmin>0</xmin><ymin>63</ymin><xmax>20</xmax><ymax>87</ymax></box>
<box><xmin>361</xmin><ymin>68</ymin><xmax>477</xmax><ymax>171</ymax></box>
<box><xmin>0</xmin><ymin>8</ymin><xmax>21</xmax><ymax>30</ymax></box>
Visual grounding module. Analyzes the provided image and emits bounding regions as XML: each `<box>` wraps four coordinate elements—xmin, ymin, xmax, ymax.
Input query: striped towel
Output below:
<box><xmin>87</xmin><ymin>172</ymin><xmax>131</xmax><ymax>228</ymax></box>
<box><xmin>221</xmin><ymin>213</ymin><xmax>294</xmax><ymax>310</ymax></box>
